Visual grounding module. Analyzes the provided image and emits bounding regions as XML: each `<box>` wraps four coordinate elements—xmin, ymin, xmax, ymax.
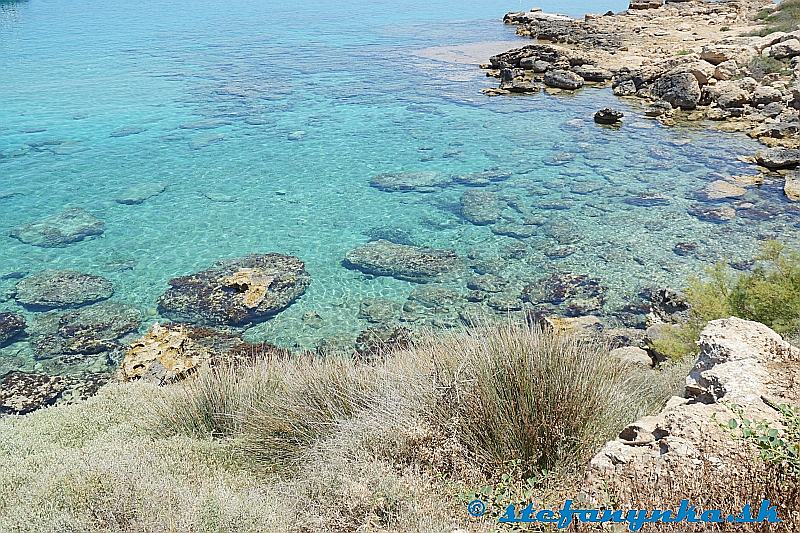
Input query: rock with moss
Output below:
<box><xmin>343</xmin><ymin>240</ymin><xmax>461</xmax><ymax>283</ymax></box>
<box><xmin>158</xmin><ymin>254</ymin><xmax>310</xmax><ymax>326</ymax></box>
<box><xmin>0</xmin><ymin>313</ymin><xmax>26</xmax><ymax>346</ymax></box>
<box><xmin>14</xmin><ymin>270</ymin><xmax>113</xmax><ymax>310</ymax></box>
<box><xmin>10</xmin><ymin>208</ymin><xmax>105</xmax><ymax>247</ymax></box>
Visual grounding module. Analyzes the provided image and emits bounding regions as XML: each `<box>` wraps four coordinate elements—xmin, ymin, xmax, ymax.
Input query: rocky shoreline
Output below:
<box><xmin>482</xmin><ymin>0</ymin><xmax>800</xmax><ymax>200</ymax></box>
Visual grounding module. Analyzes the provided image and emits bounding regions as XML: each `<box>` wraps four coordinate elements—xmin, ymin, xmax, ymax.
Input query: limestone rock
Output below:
<box><xmin>158</xmin><ymin>254</ymin><xmax>310</xmax><ymax>326</ymax></box>
<box><xmin>572</xmin><ymin>65</ymin><xmax>613</xmax><ymax>82</ymax></box>
<box><xmin>712</xmin><ymin>59</ymin><xmax>739</xmax><ymax>81</ymax></box>
<box><xmin>594</xmin><ymin>108</ymin><xmax>624</xmax><ymax>125</ymax></box>
<box><xmin>115</xmin><ymin>182</ymin><xmax>168</xmax><ymax>205</ymax></box>
<box><xmin>769</xmin><ymin>38</ymin><xmax>800</xmax><ymax>60</ymax></box>
<box><xmin>755</xmin><ymin>147</ymin><xmax>800</xmax><ymax>169</ymax></box>
<box><xmin>343</xmin><ymin>240</ymin><xmax>461</xmax><ymax>283</ymax></box>
<box><xmin>651</xmin><ymin>72</ymin><xmax>701</xmax><ymax>110</ymax></box>
<box><xmin>31</xmin><ymin>301</ymin><xmax>141</xmax><ymax>360</ymax></box>
<box><xmin>10</xmin><ymin>208</ymin><xmax>105</xmax><ymax>247</ymax></box>
<box><xmin>119</xmin><ymin>323</ymin><xmax>242</xmax><ymax>384</ymax></box>
<box><xmin>785</xmin><ymin>171</ymin><xmax>800</xmax><ymax>201</ymax></box>
<box><xmin>702</xmin><ymin>179</ymin><xmax>746</xmax><ymax>200</ymax></box>
<box><xmin>610</xmin><ymin>346</ymin><xmax>652</xmax><ymax>366</ymax></box>
<box><xmin>460</xmin><ymin>190</ymin><xmax>502</xmax><ymax>225</ymax></box>
<box><xmin>543</xmin><ymin>69</ymin><xmax>585</xmax><ymax>90</ymax></box>
<box><xmin>583</xmin><ymin>319</ymin><xmax>800</xmax><ymax>506</ymax></box>
<box><xmin>0</xmin><ymin>312</ymin><xmax>26</xmax><ymax>346</ymax></box>
<box><xmin>14</xmin><ymin>270</ymin><xmax>113</xmax><ymax>310</ymax></box>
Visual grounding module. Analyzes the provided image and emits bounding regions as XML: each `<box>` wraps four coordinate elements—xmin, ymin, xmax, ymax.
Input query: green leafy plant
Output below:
<box><xmin>749</xmin><ymin>0</ymin><xmax>800</xmax><ymax>36</ymax></box>
<box><xmin>727</xmin><ymin>403</ymin><xmax>800</xmax><ymax>477</ymax></box>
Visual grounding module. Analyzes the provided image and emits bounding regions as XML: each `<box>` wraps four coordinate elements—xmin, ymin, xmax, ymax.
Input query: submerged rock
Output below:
<box><xmin>524</xmin><ymin>272</ymin><xmax>606</xmax><ymax>316</ymax></box>
<box><xmin>115</xmin><ymin>182</ymin><xmax>168</xmax><ymax>205</ymax></box>
<box><xmin>0</xmin><ymin>371</ymin><xmax>66</xmax><ymax>415</ymax></box>
<box><xmin>369</xmin><ymin>171</ymin><xmax>451</xmax><ymax>192</ymax></box>
<box><xmin>14</xmin><ymin>270</ymin><xmax>113</xmax><ymax>310</ymax></box>
<box><xmin>702</xmin><ymin>179</ymin><xmax>746</xmax><ymax>200</ymax></box>
<box><xmin>460</xmin><ymin>190</ymin><xmax>502</xmax><ymax>225</ymax></box>
<box><xmin>10</xmin><ymin>208</ymin><xmax>105</xmax><ymax>247</ymax></box>
<box><xmin>687</xmin><ymin>204</ymin><xmax>736</xmax><ymax>223</ymax></box>
<box><xmin>355</xmin><ymin>325</ymin><xmax>412</xmax><ymax>360</ymax></box>
<box><xmin>119</xmin><ymin>323</ymin><xmax>243</xmax><ymax>384</ymax></box>
<box><xmin>358</xmin><ymin>298</ymin><xmax>401</xmax><ymax>324</ymax></box>
<box><xmin>785</xmin><ymin>171</ymin><xmax>800</xmax><ymax>201</ymax></box>
<box><xmin>31</xmin><ymin>301</ymin><xmax>141</xmax><ymax>361</ymax></box>
<box><xmin>0</xmin><ymin>312</ymin><xmax>26</xmax><ymax>346</ymax></box>
<box><xmin>343</xmin><ymin>240</ymin><xmax>461</xmax><ymax>283</ymax></box>
<box><xmin>158</xmin><ymin>254</ymin><xmax>310</xmax><ymax>326</ymax></box>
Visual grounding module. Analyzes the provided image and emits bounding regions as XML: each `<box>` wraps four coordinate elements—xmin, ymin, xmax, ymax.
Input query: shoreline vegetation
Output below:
<box><xmin>1</xmin><ymin>1</ymin><xmax>800</xmax><ymax>531</ymax></box>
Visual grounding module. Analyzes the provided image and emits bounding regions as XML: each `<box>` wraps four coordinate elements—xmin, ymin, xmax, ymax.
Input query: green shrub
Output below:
<box><xmin>747</xmin><ymin>56</ymin><xmax>789</xmax><ymax>80</ymax></box>
<box><xmin>654</xmin><ymin>242</ymin><xmax>800</xmax><ymax>359</ymax></box>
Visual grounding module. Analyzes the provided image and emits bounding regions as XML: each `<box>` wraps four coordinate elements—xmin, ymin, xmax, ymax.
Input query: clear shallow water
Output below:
<box><xmin>0</xmin><ymin>0</ymin><xmax>797</xmax><ymax>372</ymax></box>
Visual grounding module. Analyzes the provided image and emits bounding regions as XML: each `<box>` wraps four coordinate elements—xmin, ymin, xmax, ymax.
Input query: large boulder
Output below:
<box><xmin>10</xmin><ymin>208</ymin><xmax>105</xmax><ymax>247</ymax></box>
<box><xmin>769</xmin><ymin>38</ymin><xmax>800</xmax><ymax>60</ymax></box>
<box><xmin>572</xmin><ymin>65</ymin><xmax>613</xmax><ymax>82</ymax></box>
<box><xmin>584</xmin><ymin>318</ymin><xmax>800</xmax><ymax>507</ymax></box>
<box><xmin>700</xmin><ymin>43</ymin><xmax>755</xmax><ymax>66</ymax></box>
<box><xmin>543</xmin><ymin>69</ymin><xmax>585</xmax><ymax>90</ymax></box>
<box><xmin>0</xmin><ymin>312</ymin><xmax>26</xmax><ymax>346</ymax></box>
<box><xmin>14</xmin><ymin>270</ymin><xmax>113</xmax><ymax>310</ymax></box>
<box><xmin>343</xmin><ymin>240</ymin><xmax>461</xmax><ymax>283</ymax></box>
<box><xmin>594</xmin><ymin>108</ymin><xmax>624</xmax><ymax>125</ymax></box>
<box><xmin>651</xmin><ymin>72</ymin><xmax>701</xmax><ymax>110</ymax></box>
<box><xmin>119</xmin><ymin>323</ymin><xmax>246</xmax><ymax>384</ymax></box>
<box><xmin>158</xmin><ymin>254</ymin><xmax>310</xmax><ymax>326</ymax></box>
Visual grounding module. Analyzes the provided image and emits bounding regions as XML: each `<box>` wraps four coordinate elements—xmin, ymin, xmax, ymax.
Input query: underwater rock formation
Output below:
<box><xmin>158</xmin><ymin>254</ymin><xmax>311</xmax><ymax>326</ymax></box>
<box><xmin>0</xmin><ymin>313</ymin><xmax>26</xmax><ymax>346</ymax></box>
<box><xmin>343</xmin><ymin>240</ymin><xmax>461</xmax><ymax>282</ymax></box>
<box><xmin>10</xmin><ymin>208</ymin><xmax>105</xmax><ymax>247</ymax></box>
<box><xmin>369</xmin><ymin>171</ymin><xmax>452</xmax><ymax>192</ymax></box>
<box><xmin>30</xmin><ymin>301</ymin><xmax>142</xmax><ymax>362</ymax></box>
<box><xmin>14</xmin><ymin>270</ymin><xmax>113</xmax><ymax>310</ymax></box>
<box><xmin>0</xmin><ymin>371</ymin><xmax>66</xmax><ymax>415</ymax></box>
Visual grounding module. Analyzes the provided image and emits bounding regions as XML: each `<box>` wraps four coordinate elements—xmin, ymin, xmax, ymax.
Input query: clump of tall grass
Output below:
<box><xmin>158</xmin><ymin>323</ymin><xmax>683</xmax><ymax>484</ymax></box>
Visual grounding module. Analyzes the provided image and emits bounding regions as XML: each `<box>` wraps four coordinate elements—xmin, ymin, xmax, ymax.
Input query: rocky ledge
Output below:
<box><xmin>485</xmin><ymin>1</ymin><xmax>800</xmax><ymax>186</ymax></box>
<box><xmin>583</xmin><ymin>317</ymin><xmax>800</xmax><ymax>513</ymax></box>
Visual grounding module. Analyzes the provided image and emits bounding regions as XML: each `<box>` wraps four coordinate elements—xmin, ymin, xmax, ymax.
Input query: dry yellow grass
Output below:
<box><xmin>0</xmin><ymin>325</ymin><xmax>702</xmax><ymax>532</ymax></box>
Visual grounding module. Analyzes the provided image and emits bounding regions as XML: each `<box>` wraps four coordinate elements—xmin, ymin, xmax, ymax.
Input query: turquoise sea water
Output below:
<box><xmin>1</xmin><ymin>0</ymin><xmax>797</xmax><ymax>373</ymax></box>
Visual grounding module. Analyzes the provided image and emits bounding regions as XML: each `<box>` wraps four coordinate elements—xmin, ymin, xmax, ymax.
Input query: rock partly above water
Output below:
<box><xmin>119</xmin><ymin>323</ymin><xmax>243</xmax><ymax>384</ymax></box>
<box><xmin>343</xmin><ymin>240</ymin><xmax>461</xmax><ymax>282</ymax></box>
<box><xmin>158</xmin><ymin>253</ymin><xmax>311</xmax><ymax>326</ymax></box>
<box><xmin>14</xmin><ymin>270</ymin><xmax>114</xmax><ymax>310</ymax></box>
<box><xmin>10</xmin><ymin>208</ymin><xmax>105</xmax><ymax>247</ymax></box>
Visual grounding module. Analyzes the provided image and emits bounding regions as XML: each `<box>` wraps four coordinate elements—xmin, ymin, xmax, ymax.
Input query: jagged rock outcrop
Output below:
<box><xmin>584</xmin><ymin>318</ymin><xmax>800</xmax><ymax>505</ymax></box>
<box><xmin>119</xmin><ymin>323</ymin><xmax>243</xmax><ymax>384</ymax></box>
<box><xmin>157</xmin><ymin>254</ymin><xmax>310</xmax><ymax>326</ymax></box>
